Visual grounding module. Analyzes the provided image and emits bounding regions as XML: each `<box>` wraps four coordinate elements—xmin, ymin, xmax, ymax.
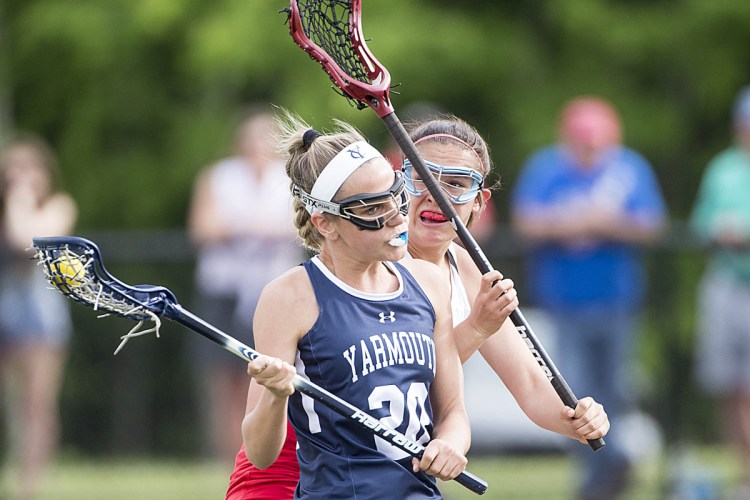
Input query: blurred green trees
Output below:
<box><xmin>3</xmin><ymin>0</ymin><xmax>750</xmax><ymax>227</ymax></box>
<box><xmin>2</xmin><ymin>0</ymin><xmax>750</xmax><ymax>456</ymax></box>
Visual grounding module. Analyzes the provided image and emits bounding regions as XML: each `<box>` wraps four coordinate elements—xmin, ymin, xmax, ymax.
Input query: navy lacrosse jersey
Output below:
<box><xmin>290</xmin><ymin>256</ymin><xmax>441</xmax><ymax>499</ymax></box>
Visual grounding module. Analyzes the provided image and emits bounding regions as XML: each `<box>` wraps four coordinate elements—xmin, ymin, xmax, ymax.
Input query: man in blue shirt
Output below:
<box><xmin>511</xmin><ymin>97</ymin><xmax>666</xmax><ymax>500</ymax></box>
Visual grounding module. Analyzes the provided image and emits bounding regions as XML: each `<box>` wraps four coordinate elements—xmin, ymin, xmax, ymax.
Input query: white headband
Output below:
<box><xmin>310</xmin><ymin>140</ymin><xmax>384</xmax><ymax>202</ymax></box>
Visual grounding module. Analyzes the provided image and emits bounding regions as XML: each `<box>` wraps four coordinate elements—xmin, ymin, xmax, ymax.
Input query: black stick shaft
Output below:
<box><xmin>382</xmin><ymin>111</ymin><xmax>605</xmax><ymax>451</ymax></box>
<box><xmin>165</xmin><ymin>303</ymin><xmax>489</xmax><ymax>495</ymax></box>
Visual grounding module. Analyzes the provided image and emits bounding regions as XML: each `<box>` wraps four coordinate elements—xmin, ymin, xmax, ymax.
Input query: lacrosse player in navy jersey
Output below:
<box><xmin>239</xmin><ymin>112</ymin><xmax>470</xmax><ymax>499</ymax></box>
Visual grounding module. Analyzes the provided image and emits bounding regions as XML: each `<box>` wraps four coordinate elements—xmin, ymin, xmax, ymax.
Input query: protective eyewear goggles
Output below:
<box><xmin>293</xmin><ymin>171</ymin><xmax>410</xmax><ymax>231</ymax></box>
<box><xmin>402</xmin><ymin>159</ymin><xmax>484</xmax><ymax>204</ymax></box>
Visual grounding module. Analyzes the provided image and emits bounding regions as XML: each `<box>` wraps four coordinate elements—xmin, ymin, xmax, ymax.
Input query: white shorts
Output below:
<box><xmin>695</xmin><ymin>268</ymin><xmax>750</xmax><ymax>395</ymax></box>
<box><xmin>0</xmin><ymin>264</ymin><xmax>72</xmax><ymax>348</ymax></box>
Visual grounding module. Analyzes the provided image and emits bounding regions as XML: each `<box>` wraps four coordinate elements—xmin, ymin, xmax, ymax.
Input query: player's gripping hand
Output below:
<box><xmin>412</xmin><ymin>439</ymin><xmax>468</xmax><ymax>481</ymax></box>
<box><xmin>468</xmin><ymin>270</ymin><xmax>518</xmax><ymax>338</ymax></box>
<box><xmin>561</xmin><ymin>396</ymin><xmax>610</xmax><ymax>444</ymax></box>
<box><xmin>247</xmin><ymin>355</ymin><xmax>296</xmax><ymax>398</ymax></box>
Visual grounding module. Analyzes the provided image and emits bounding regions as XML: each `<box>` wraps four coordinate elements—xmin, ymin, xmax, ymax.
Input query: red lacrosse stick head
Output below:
<box><xmin>288</xmin><ymin>0</ymin><xmax>394</xmax><ymax>117</ymax></box>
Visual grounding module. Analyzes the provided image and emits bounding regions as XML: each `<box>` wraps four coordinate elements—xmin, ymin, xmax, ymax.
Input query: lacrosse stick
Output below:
<box><xmin>285</xmin><ymin>0</ymin><xmax>605</xmax><ymax>451</ymax></box>
<box><xmin>32</xmin><ymin>235</ymin><xmax>488</xmax><ymax>495</ymax></box>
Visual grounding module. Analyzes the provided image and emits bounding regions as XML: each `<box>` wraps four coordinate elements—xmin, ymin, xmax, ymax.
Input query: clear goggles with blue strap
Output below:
<box><xmin>402</xmin><ymin>159</ymin><xmax>484</xmax><ymax>204</ymax></box>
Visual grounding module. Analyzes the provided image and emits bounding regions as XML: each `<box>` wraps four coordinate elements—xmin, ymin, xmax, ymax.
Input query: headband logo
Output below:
<box><xmin>347</xmin><ymin>145</ymin><xmax>365</xmax><ymax>159</ymax></box>
<box><xmin>308</xmin><ymin>140</ymin><xmax>384</xmax><ymax>204</ymax></box>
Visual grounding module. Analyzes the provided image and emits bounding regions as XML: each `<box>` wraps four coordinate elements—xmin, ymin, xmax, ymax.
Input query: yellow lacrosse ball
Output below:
<box><xmin>53</xmin><ymin>256</ymin><xmax>86</xmax><ymax>288</ymax></box>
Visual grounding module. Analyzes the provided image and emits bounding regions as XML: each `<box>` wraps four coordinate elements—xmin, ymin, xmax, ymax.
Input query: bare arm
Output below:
<box><xmin>478</xmin><ymin>320</ymin><xmax>609</xmax><ymax>443</ymax></box>
<box><xmin>513</xmin><ymin>208</ymin><xmax>664</xmax><ymax>246</ymax></box>
<box><xmin>405</xmin><ymin>260</ymin><xmax>470</xmax><ymax>481</ymax></box>
<box><xmin>450</xmin><ymin>246</ymin><xmax>519</xmax><ymax>362</ymax></box>
<box><xmin>453</xmin><ymin>270</ymin><xmax>518</xmax><ymax>363</ymax></box>
<box><xmin>448</xmin><ymin>247</ymin><xmax>608</xmax><ymax>442</ymax></box>
<box><xmin>242</xmin><ymin>360</ymin><xmax>296</xmax><ymax>469</ymax></box>
<box><xmin>187</xmin><ymin>167</ymin><xmax>235</xmax><ymax>246</ymax></box>
<box><xmin>241</xmin><ymin>268</ymin><xmax>314</xmax><ymax>468</ymax></box>
<box><xmin>4</xmin><ymin>186</ymin><xmax>77</xmax><ymax>251</ymax></box>
<box><xmin>429</xmin><ymin>306</ymin><xmax>471</xmax><ymax>457</ymax></box>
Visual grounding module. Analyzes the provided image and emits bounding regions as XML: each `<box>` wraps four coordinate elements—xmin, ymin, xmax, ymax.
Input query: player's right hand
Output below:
<box><xmin>468</xmin><ymin>270</ymin><xmax>518</xmax><ymax>338</ymax></box>
<box><xmin>247</xmin><ymin>355</ymin><xmax>296</xmax><ymax>398</ymax></box>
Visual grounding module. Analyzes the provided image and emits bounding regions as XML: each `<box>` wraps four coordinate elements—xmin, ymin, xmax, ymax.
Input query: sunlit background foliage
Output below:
<box><xmin>2</xmin><ymin>0</ymin><xmax>750</xmax><ymax>457</ymax></box>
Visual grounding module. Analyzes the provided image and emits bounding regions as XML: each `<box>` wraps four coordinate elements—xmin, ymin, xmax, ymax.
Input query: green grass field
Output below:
<box><xmin>1</xmin><ymin>446</ymin><xmax>742</xmax><ymax>500</ymax></box>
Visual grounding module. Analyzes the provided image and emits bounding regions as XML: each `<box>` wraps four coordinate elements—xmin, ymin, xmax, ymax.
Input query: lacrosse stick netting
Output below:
<box><xmin>288</xmin><ymin>0</ymin><xmax>392</xmax><ymax>116</ymax></box>
<box><xmin>34</xmin><ymin>236</ymin><xmax>165</xmax><ymax>354</ymax></box>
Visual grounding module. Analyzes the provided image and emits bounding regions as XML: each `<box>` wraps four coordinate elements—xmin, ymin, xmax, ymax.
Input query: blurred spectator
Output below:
<box><xmin>0</xmin><ymin>133</ymin><xmax>78</xmax><ymax>499</ymax></box>
<box><xmin>690</xmin><ymin>86</ymin><xmax>750</xmax><ymax>498</ymax></box>
<box><xmin>510</xmin><ymin>96</ymin><xmax>667</xmax><ymax>500</ymax></box>
<box><xmin>187</xmin><ymin>104</ymin><xmax>304</xmax><ymax>465</ymax></box>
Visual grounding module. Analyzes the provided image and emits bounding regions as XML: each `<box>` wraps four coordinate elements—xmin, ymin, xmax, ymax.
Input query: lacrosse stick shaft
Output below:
<box><xmin>382</xmin><ymin>112</ymin><xmax>605</xmax><ymax>451</ymax></box>
<box><xmin>165</xmin><ymin>303</ymin><xmax>489</xmax><ymax>494</ymax></box>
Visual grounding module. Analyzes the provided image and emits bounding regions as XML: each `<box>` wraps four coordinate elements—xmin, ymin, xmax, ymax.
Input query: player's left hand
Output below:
<box><xmin>562</xmin><ymin>396</ymin><xmax>609</xmax><ymax>444</ymax></box>
<box><xmin>412</xmin><ymin>439</ymin><xmax>468</xmax><ymax>481</ymax></box>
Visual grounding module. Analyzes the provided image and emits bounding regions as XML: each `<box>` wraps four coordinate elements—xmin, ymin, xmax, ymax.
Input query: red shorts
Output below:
<box><xmin>225</xmin><ymin>421</ymin><xmax>300</xmax><ymax>500</ymax></box>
